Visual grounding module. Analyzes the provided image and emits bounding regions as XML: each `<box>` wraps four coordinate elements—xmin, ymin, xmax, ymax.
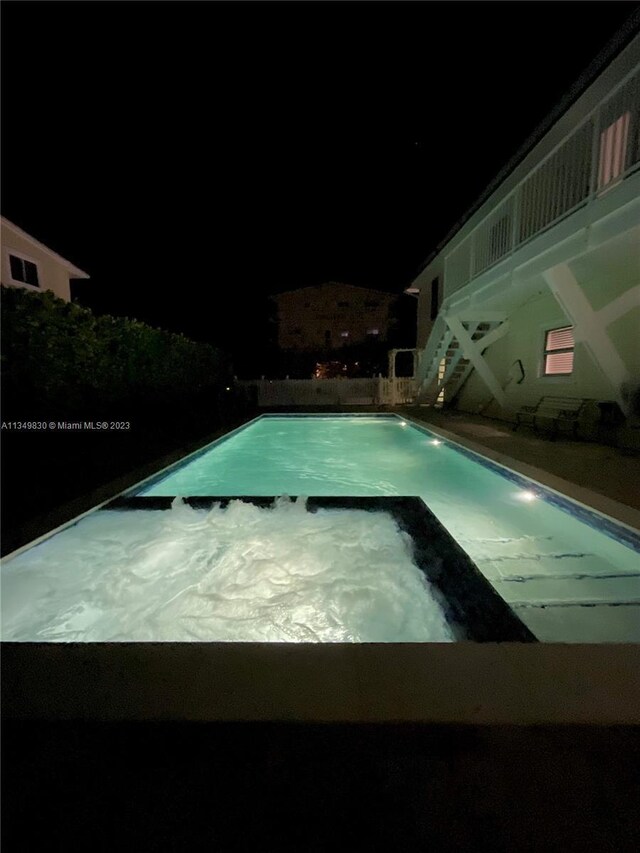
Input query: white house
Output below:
<box><xmin>1</xmin><ymin>217</ymin><xmax>89</xmax><ymax>302</ymax></box>
<box><xmin>410</xmin><ymin>24</ymin><xmax>640</xmax><ymax>422</ymax></box>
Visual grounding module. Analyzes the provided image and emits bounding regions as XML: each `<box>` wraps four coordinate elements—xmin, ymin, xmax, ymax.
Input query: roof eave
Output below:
<box><xmin>1</xmin><ymin>216</ymin><xmax>90</xmax><ymax>280</ymax></box>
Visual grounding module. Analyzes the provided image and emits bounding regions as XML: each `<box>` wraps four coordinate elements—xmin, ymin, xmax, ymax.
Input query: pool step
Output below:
<box><xmin>472</xmin><ymin>553</ymin><xmax>629</xmax><ymax>580</ymax></box>
<box><xmin>490</xmin><ymin>574</ymin><xmax>640</xmax><ymax>607</ymax></box>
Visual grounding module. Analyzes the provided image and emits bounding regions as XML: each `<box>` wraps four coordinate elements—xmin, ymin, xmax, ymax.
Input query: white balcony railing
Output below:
<box><xmin>444</xmin><ymin>65</ymin><xmax>640</xmax><ymax>295</ymax></box>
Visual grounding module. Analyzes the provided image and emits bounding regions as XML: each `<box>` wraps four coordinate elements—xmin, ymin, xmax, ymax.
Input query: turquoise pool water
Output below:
<box><xmin>139</xmin><ymin>415</ymin><xmax>640</xmax><ymax>641</ymax></box>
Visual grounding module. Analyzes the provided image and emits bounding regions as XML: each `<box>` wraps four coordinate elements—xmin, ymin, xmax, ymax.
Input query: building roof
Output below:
<box><xmin>272</xmin><ymin>282</ymin><xmax>397</xmax><ymax>299</ymax></box>
<box><xmin>1</xmin><ymin>216</ymin><xmax>90</xmax><ymax>279</ymax></box>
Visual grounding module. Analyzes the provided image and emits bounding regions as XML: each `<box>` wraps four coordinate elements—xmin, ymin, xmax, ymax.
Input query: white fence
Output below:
<box><xmin>239</xmin><ymin>377</ymin><xmax>416</xmax><ymax>407</ymax></box>
<box><xmin>377</xmin><ymin>377</ymin><xmax>416</xmax><ymax>405</ymax></box>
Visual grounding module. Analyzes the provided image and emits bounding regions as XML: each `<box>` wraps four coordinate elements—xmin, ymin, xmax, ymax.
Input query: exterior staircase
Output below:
<box><xmin>415</xmin><ymin>314</ymin><xmax>508</xmax><ymax>406</ymax></box>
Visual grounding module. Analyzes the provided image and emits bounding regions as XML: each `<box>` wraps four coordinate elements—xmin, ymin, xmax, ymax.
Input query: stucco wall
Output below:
<box><xmin>1</xmin><ymin>228</ymin><xmax>72</xmax><ymax>301</ymax></box>
<box><xmin>453</xmin><ymin>287</ymin><xmax>624</xmax><ymax>419</ymax></box>
<box><xmin>416</xmin><ymin>258</ymin><xmax>444</xmax><ymax>350</ymax></box>
<box><xmin>609</xmin><ymin>306</ymin><xmax>640</xmax><ymax>376</ymax></box>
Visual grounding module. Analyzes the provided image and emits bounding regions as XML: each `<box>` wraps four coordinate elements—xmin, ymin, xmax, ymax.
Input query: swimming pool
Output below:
<box><xmin>3</xmin><ymin>414</ymin><xmax>639</xmax><ymax>642</ymax></box>
<box><xmin>134</xmin><ymin>414</ymin><xmax>640</xmax><ymax>642</ymax></box>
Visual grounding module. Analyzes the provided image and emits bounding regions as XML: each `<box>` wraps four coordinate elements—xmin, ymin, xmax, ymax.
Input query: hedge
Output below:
<box><xmin>1</xmin><ymin>286</ymin><xmax>231</xmax><ymax>412</ymax></box>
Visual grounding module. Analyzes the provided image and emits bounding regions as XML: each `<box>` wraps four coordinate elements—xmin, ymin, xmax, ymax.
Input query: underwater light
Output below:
<box><xmin>430</xmin><ymin>439</ymin><xmax>441</xmax><ymax>446</ymax></box>
<box><xmin>516</xmin><ymin>490</ymin><xmax>537</xmax><ymax>502</ymax></box>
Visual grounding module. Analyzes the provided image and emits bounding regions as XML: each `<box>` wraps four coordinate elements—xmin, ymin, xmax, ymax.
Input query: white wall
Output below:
<box><xmin>452</xmin><ymin>285</ymin><xmax>634</xmax><ymax>420</ymax></box>
<box><xmin>1</xmin><ymin>226</ymin><xmax>74</xmax><ymax>301</ymax></box>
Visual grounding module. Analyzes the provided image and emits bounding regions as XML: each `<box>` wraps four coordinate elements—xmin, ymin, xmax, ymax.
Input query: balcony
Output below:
<box><xmin>443</xmin><ymin>64</ymin><xmax>639</xmax><ymax>298</ymax></box>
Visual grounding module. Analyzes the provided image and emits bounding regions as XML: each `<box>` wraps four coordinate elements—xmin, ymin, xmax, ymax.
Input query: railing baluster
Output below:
<box><xmin>512</xmin><ymin>186</ymin><xmax>521</xmax><ymax>249</ymax></box>
<box><xmin>438</xmin><ymin>66</ymin><xmax>638</xmax><ymax>291</ymax></box>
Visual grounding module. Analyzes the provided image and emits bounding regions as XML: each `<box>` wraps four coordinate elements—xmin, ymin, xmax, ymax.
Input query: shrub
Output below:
<box><xmin>1</xmin><ymin>286</ymin><xmax>232</xmax><ymax>415</ymax></box>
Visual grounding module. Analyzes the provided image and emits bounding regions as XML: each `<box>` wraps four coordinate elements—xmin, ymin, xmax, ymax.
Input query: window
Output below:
<box><xmin>543</xmin><ymin>326</ymin><xmax>574</xmax><ymax>375</ymax></box>
<box><xmin>337</xmin><ymin>301</ymin><xmax>350</xmax><ymax>308</ymax></box>
<box><xmin>340</xmin><ymin>330</ymin><xmax>350</xmax><ymax>338</ymax></box>
<box><xmin>598</xmin><ymin>112</ymin><xmax>630</xmax><ymax>189</ymax></box>
<box><xmin>367</xmin><ymin>328</ymin><xmax>379</xmax><ymax>336</ymax></box>
<box><xmin>365</xmin><ymin>300</ymin><xmax>379</xmax><ymax>308</ymax></box>
<box><xmin>430</xmin><ymin>277</ymin><xmax>439</xmax><ymax>321</ymax></box>
<box><xmin>9</xmin><ymin>254</ymin><xmax>39</xmax><ymax>287</ymax></box>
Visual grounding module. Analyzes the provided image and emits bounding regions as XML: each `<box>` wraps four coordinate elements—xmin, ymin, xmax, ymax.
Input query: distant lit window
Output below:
<box><xmin>598</xmin><ymin>112</ymin><xmax>630</xmax><ymax>189</ymax></box>
<box><xmin>365</xmin><ymin>300</ymin><xmax>379</xmax><ymax>308</ymax></box>
<box><xmin>9</xmin><ymin>254</ymin><xmax>39</xmax><ymax>287</ymax></box>
<box><xmin>367</xmin><ymin>328</ymin><xmax>379</xmax><ymax>336</ymax></box>
<box><xmin>543</xmin><ymin>326</ymin><xmax>574</xmax><ymax>375</ymax></box>
<box><xmin>340</xmin><ymin>330</ymin><xmax>350</xmax><ymax>338</ymax></box>
<box><xmin>337</xmin><ymin>301</ymin><xmax>350</xmax><ymax>308</ymax></box>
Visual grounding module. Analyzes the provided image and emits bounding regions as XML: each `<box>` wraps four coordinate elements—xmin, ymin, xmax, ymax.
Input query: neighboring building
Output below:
<box><xmin>410</xmin><ymin>24</ymin><xmax>640</xmax><ymax>420</ymax></box>
<box><xmin>1</xmin><ymin>217</ymin><xmax>89</xmax><ymax>302</ymax></box>
<box><xmin>273</xmin><ymin>282</ymin><xmax>397</xmax><ymax>351</ymax></box>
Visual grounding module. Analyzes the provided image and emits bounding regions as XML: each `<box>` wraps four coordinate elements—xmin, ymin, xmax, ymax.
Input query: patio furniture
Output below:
<box><xmin>513</xmin><ymin>396</ymin><xmax>590</xmax><ymax>439</ymax></box>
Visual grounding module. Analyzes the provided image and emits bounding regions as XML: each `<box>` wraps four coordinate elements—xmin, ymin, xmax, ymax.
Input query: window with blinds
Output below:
<box><xmin>544</xmin><ymin>326</ymin><xmax>574</xmax><ymax>375</ymax></box>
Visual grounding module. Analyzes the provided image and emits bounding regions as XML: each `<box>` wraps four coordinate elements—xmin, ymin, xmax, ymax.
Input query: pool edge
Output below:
<box><xmin>3</xmin><ymin>642</ymin><xmax>640</xmax><ymax>725</ymax></box>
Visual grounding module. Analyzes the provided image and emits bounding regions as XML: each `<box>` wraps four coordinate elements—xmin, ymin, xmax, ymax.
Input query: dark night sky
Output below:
<box><xmin>2</xmin><ymin>0</ymin><xmax>638</xmax><ymax>354</ymax></box>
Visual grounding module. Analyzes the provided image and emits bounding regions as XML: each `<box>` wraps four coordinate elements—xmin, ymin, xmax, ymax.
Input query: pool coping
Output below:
<box><xmin>4</xmin><ymin>642</ymin><xmax>639</xmax><ymax>724</ymax></box>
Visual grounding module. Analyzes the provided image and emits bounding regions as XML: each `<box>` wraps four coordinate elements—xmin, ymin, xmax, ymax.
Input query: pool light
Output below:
<box><xmin>516</xmin><ymin>490</ymin><xmax>537</xmax><ymax>502</ymax></box>
<box><xmin>399</xmin><ymin>421</ymin><xmax>407</xmax><ymax>427</ymax></box>
<box><xmin>430</xmin><ymin>439</ymin><xmax>441</xmax><ymax>446</ymax></box>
